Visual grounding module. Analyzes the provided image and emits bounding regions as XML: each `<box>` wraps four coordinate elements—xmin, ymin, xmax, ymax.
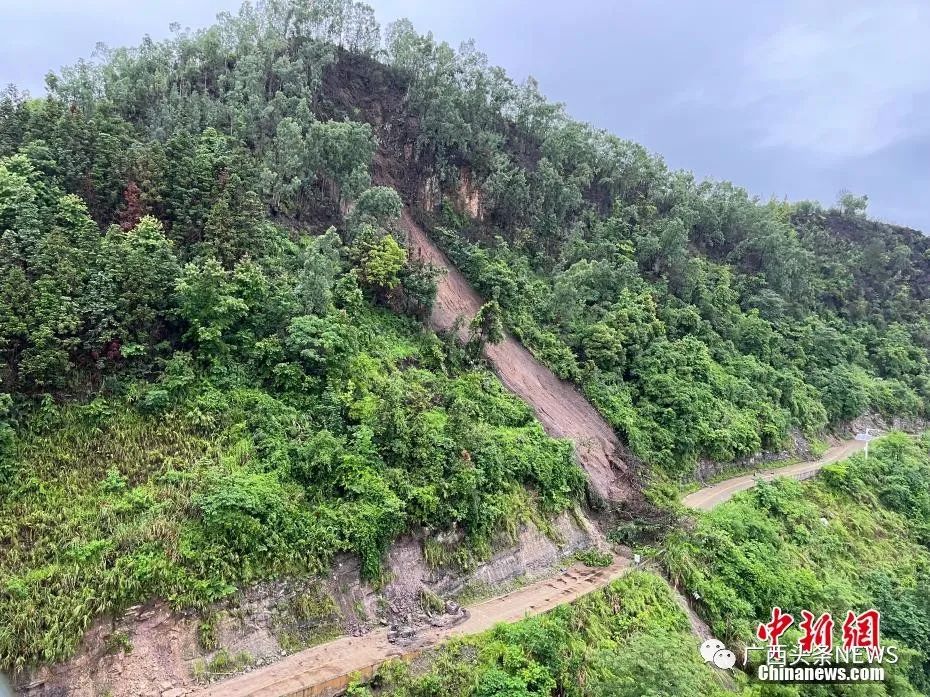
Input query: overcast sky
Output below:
<box><xmin>3</xmin><ymin>0</ymin><xmax>929</xmax><ymax>231</ymax></box>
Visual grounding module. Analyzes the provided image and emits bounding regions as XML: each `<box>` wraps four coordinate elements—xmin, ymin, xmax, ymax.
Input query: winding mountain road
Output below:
<box><xmin>193</xmin><ymin>438</ymin><xmax>870</xmax><ymax>697</ymax></box>
<box><xmin>681</xmin><ymin>438</ymin><xmax>869</xmax><ymax>511</ymax></box>
<box><xmin>193</xmin><ymin>558</ymin><xmax>631</xmax><ymax>697</ymax></box>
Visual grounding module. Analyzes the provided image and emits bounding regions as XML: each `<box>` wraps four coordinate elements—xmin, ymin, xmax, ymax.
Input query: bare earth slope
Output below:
<box><xmin>402</xmin><ymin>212</ymin><xmax>630</xmax><ymax>504</ymax></box>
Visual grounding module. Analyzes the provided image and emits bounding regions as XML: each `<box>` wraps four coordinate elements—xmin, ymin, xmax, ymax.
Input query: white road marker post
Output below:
<box><xmin>854</xmin><ymin>428</ymin><xmax>876</xmax><ymax>459</ymax></box>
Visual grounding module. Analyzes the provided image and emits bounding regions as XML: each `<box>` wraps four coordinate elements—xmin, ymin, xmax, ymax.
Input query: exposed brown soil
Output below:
<box><xmin>19</xmin><ymin>603</ymin><xmax>200</xmax><ymax>697</ymax></box>
<box><xmin>401</xmin><ymin>211</ymin><xmax>631</xmax><ymax>505</ymax></box>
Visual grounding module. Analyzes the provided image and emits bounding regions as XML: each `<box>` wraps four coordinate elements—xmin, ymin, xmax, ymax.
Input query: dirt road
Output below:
<box><xmin>193</xmin><ymin>437</ymin><xmax>871</xmax><ymax>697</ymax></box>
<box><xmin>681</xmin><ymin>439</ymin><xmax>868</xmax><ymax>511</ymax></box>
<box><xmin>401</xmin><ymin>212</ymin><xmax>629</xmax><ymax>504</ymax></box>
<box><xmin>192</xmin><ymin>557</ymin><xmax>631</xmax><ymax>697</ymax></box>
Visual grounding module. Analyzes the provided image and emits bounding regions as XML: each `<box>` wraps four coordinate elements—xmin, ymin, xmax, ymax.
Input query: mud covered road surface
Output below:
<box><xmin>192</xmin><ymin>557</ymin><xmax>631</xmax><ymax>697</ymax></box>
<box><xmin>401</xmin><ymin>212</ymin><xmax>630</xmax><ymax>505</ymax></box>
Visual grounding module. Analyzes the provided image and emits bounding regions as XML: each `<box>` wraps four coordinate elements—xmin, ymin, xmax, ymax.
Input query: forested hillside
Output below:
<box><xmin>2</xmin><ymin>0</ymin><xmax>930</xmax><ymax>690</ymax></box>
<box><xmin>0</xmin><ymin>2</ymin><xmax>589</xmax><ymax>671</ymax></box>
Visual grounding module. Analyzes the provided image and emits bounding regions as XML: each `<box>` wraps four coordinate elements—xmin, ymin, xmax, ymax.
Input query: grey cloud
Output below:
<box><xmin>741</xmin><ymin>1</ymin><xmax>930</xmax><ymax>158</ymax></box>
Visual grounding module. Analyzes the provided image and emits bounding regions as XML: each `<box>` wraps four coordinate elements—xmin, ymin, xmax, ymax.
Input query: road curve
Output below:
<box><xmin>681</xmin><ymin>438</ymin><xmax>868</xmax><ymax>511</ymax></box>
<box><xmin>192</xmin><ymin>440</ymin><xmax>871</xmax><ymax>697</ymax></box>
